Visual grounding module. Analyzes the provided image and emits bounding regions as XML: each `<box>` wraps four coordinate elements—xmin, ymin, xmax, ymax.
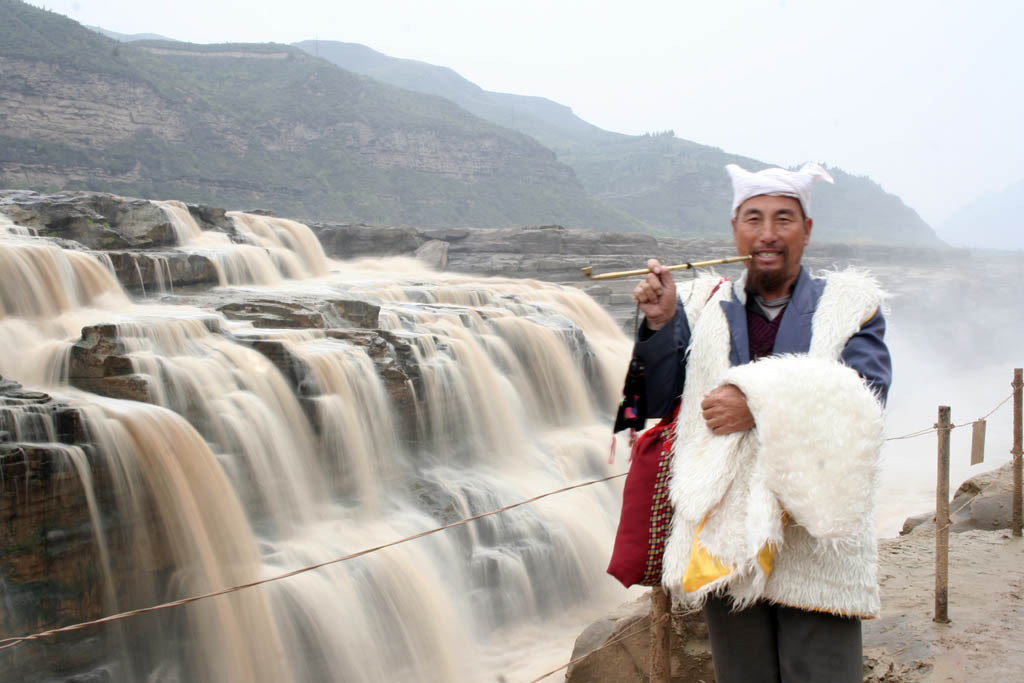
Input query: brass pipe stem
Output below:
<box><xmin>580</xmin><ymin>254</ymin><xmax>752</xmax><ymax>280</ymax></box>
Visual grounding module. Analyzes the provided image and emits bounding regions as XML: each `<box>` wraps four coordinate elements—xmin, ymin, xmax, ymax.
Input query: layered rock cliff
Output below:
<box><xmin>0</xmin><ymin>0</ymin><xmax>644</xmax><ymax>232</ymax></box>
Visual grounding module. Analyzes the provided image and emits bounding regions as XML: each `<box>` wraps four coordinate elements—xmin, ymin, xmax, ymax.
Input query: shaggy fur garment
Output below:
<box><xmin>661</xmin><ymin>269</ymin><xmax>885</xmax><ymax>617</ymax></box>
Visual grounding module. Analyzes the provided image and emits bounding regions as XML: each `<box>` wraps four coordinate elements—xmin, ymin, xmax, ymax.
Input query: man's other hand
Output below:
<box><xmin>633</xmin><ymin>258</ymin><xmax>677</xmax><ymax>330</ymax></box>
<box><xmin>701</xmin><ymin>384</ymin><xmax>754</xmax><ymax>435</ymax></box>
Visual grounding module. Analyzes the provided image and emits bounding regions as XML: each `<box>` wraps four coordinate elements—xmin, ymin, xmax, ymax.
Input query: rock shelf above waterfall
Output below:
<box><xmin>0</xmin><ymin>189</ymin><xmax>226</xmax><ymax>249</ymax></box>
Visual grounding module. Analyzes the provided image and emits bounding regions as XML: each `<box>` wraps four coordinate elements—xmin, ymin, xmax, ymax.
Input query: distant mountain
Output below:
<box><xmin>300</xmin><ymin>40</ymin><xmax>944</xmax><ymax>246</ymax></box>
<box><xmin>937</xmin><ymin>180</ymin><xmax>1024</xmax><ymax>250</ymax></box>
<box><xmin>0</xmin><ymin>0</ymin><xmax>645</xmax><ymax>231</ymax></box>
<box><xmin>0</xmin><ymin>1</ymin><xmax>942</xmax><ymax>244</ymax></box>
<box><xmin>292</xmin><ymin>40</ymin><xmax>618</xmax><ymax>151</ymax></box>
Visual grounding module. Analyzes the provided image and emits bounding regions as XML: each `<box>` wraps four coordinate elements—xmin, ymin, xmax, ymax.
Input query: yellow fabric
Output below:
<box><xmin>757</xmin><ymin>540</ymin><xmax>775</xmax><ymax>576</ymax></box>
<box><xmin>682</xmin><ymin>519</ymin><xmax>734</xmax><ymax>592</ymax></box>
<box><xmin>681</xmin><ymin>517</ymin><xmax>778</xmax><ymax>594</ymax></box>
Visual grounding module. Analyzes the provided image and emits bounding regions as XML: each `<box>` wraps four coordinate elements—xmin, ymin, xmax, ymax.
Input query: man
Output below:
<box><xmin>631</xmin><ymin>162</ymin><xmax>892</xmax><ymax>683</ymax></box>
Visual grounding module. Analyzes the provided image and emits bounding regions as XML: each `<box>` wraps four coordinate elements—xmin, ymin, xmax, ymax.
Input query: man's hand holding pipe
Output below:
<box><xmin>633</xmin><ymin>258</ymin><xmax>677</xmax><ymax>331</ymax></box>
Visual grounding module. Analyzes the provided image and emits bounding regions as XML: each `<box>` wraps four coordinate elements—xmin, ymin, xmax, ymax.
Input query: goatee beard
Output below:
<box><xmin>746</xmin><ymin>266</ymin><xmax>788</xmax><ymax>295</ymax></box>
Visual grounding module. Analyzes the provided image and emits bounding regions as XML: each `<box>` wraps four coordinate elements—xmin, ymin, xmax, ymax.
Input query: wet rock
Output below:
<box><xmin>247</xmin><ymin>340</ymin><xmax>306</xmax><ymax>390</ymax></box>
<box><xmin>106</xmin><ymin>251</ymin><xmax>221</xmax><ymax>292</ymax></box>
<box><xmin>75</xmin><ymin>374</ymin><xmax>154</xmax><ymax>404</ymax></box>
<box><xmin>68</xmin><ymin>325</ymin><xmax>134</xmax><ymax>379</ymax></box>
<box><xmin>218</xmin><ymin>300</ymin><xmax>330</xmax><ymax>329</ymax></box>
<box><xmin>67</xmin><ymin>325</ymin><xmax>152</xmax><ymax>402</ymax></box>
<box><xmin>185</xmin><ymin>202</ymin><xmax>235</xmax><ymax>232</ymax></box>
<box><xmin>326</xmin><ymin>298</ymin><xmax>380</xmax><ymax>329</ymax></box>
<box><xmin>0</xmin><ymin>438</ymin><xmax>159</xmax><ymax>683</ymax></box>
<box><xmin>326</xmin><ymin>329</ymin><xmax>421</xmax><ymax>437</ymax></box>
<box><xmin>240</xmin><ymin>328</ymin><xmax>420</xmax><ymax>442</ymax></box>
<box><xmin>0</xmin><ymin>191</ymin><xmax>237</xmax><ymax>253</ymax></box>
<box><xmin>0</xmin><ymin>190</ymin><xmax>176</xmax><ymax>249</ymax></box>
<box><xmin>0</xmin><ymin>380</ymin><xmax>88</xmax><ymax>444</ymax></box>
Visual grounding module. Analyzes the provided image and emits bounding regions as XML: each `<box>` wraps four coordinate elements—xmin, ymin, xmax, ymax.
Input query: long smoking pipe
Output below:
<box><xmin>580</xmin><ymin>254</ymin><xmax>752</xmax><ymax>280</ymax></box>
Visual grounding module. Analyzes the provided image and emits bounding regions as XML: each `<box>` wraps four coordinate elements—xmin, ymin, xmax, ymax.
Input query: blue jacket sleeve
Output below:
<box><xmin>841</xmin><ymin>308</ymin><xmax>893</xmax><ymax>405</ymax></box>
<box><xmin>631</xmin><ymin>301</ymin><xmax>690</xmax><ymax>418</ymax></box>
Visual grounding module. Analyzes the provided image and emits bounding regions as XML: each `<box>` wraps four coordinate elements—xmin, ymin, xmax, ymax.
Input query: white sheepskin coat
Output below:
<box><xmin>662</xmin><ymin>269</ymin><xmax>885</xmax><ymax>618</ymax></box>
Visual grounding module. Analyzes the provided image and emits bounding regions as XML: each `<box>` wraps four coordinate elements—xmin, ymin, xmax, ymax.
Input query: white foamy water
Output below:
<box><xmin>0</xmin><ymin>205</ymin><xmax>633</xmax><ymax>682</ymax></box>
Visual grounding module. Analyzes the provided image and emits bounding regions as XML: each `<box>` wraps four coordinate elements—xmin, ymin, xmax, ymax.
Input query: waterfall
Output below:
<box><xmin>0</xmin><ymin>204</ymin><xmax>632</xmax><ymax>682</ymax></box>
<box><xmin>154</xmin><ymin>200</ymin><xmax>330</xmax><ymax>285</ymax></box>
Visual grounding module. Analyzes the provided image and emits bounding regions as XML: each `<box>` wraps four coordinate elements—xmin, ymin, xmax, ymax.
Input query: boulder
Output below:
<box><xmin>566</xmin><ymin>592</ymin><xmax>714</xmax><ymax>683</ymax></box>
<box><xmin>901</xmin><ymin>463</ymin><xmax>1020</xmax><ymax>535</ymax></box>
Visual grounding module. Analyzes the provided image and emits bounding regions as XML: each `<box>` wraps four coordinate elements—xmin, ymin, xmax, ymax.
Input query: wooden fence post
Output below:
<box><xmin>1013</xmin><ymin>368</ymin><xmax>1022</xmax><ymax>538</ymax></box>
<box><xmin>934</xmin><ymin>405</ymin><xmax>951</xmax><ymax>624</ymax></box>
<box><xmin>649</xmin><ymin>586</ymin><xmax>671</xmax><ymax>683</ymax></box>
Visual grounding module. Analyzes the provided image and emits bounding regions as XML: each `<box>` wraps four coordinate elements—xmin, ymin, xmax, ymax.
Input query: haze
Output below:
<box><xmin>31</xmin><ymin>0</ymin><xmax>1024</xmax><ymax>241</ymax></box>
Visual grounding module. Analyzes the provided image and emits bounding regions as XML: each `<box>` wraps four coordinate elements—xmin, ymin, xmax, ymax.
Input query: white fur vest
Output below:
<box><xmin>661</xmin><ymin>269</ymin><xmax>886</xmax><ymax>618</ymax></box>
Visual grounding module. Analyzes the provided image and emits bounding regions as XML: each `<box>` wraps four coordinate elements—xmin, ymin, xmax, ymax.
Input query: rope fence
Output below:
<box><xmin>884</xmin><ymin>386</ymin><xmax>1015</xmax><ymax>442</ymax></box>
<box><xmin>1</xmin><ymin>374</ymin><xmax>1020</xmax><ymax>680</ymax></box>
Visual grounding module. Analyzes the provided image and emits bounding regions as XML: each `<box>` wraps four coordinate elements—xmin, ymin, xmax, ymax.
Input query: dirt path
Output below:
<box><xmin>865</xmin><ymin>528</ymin><xmax>1024</xmax><ymax>681</ymax></box>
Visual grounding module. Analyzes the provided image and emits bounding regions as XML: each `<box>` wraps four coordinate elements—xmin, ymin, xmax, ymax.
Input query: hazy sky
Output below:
<box><xmin>31</xmin><ymin>0</ymin><xmax>1024</xmax><ymax>227</ymax></box>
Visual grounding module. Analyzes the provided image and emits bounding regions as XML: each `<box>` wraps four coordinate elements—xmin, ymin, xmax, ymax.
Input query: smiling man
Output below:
<box><xmin>734</xmin><ymin>193</ymin><xmax>809</xmax><ymax>298</ymax></box>
<box><xmin>631</xmin><ymin>163</ymin><xmax>892</xmax><ymax>682</ymax></box>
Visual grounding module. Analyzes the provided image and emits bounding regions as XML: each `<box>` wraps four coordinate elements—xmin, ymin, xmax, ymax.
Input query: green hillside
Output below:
<box><xmin>0</xmin><ymin>0</ymin><xmax>648</xmax><ymax>231</ymax></box>
<box><xmin>301</xmin><ymin>40</ymin><xmax>943</xmax><ymax>245</ymax></box>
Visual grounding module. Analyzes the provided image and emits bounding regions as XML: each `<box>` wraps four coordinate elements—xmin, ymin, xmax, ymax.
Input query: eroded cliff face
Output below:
<box><xmin>0</xmin><ymin>55</ymin><xmax>548</xmax><ymax>181</ymax></box>
<box><xmin>1</xmin><ymin>58</ymin><xmax>190</xmax><ymax>147</ymax></box>
<box><xmin>0</xmin><ymin>36</ymin><xmax>595</xmax><ymax>230</ymax></box>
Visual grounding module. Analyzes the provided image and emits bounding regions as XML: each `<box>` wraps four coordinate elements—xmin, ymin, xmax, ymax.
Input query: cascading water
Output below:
<box><xmin>0</xmin><ymin>202</ymin><xmax>633</xmax><ymax>682</ymax></box>
<box><xmin>155</xmin><ymin>200</ymin><xmax>328</xmax><ymax>286</ymax></box>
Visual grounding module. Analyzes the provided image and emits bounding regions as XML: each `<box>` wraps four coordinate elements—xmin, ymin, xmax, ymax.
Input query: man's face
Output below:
<box><xmin>731</xmin><ymin>194</ymin><xmax>812</xmax><ymax>299</ymax></box>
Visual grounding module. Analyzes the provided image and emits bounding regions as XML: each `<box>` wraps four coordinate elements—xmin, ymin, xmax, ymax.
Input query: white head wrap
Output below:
<box><xmin>727</xmin><ymin>162</ymin><xmax>834</xmax><ymax>218</ymax></box>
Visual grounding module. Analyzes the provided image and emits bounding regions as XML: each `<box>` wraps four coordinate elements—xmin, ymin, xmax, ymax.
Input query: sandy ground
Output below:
<box><xmin>864</xmin><ymin>527</ymin><xmax>1024</xmax><ymax>681</ymax></box>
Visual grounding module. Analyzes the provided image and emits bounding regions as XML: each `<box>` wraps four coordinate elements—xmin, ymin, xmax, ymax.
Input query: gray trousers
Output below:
<box><xmin>703</xmin><ymin>595</ymin><xmax>863</xmax><ymax>683</ymax></box>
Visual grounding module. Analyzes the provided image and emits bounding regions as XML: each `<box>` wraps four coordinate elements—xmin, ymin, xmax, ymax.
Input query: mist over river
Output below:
<box><xmin>0</xmin><ymin>195</ymin><xmax>1020</xmax><ymax>682</ymax></box>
